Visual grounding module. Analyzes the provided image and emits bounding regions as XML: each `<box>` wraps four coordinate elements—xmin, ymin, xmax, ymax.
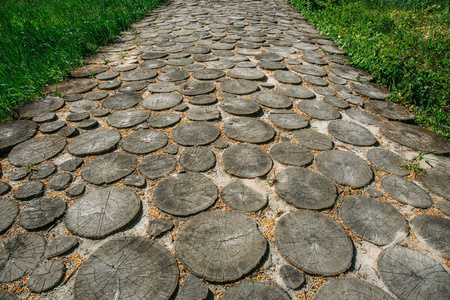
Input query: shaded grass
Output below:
<box><xmin>288</xmin><ymin>0</ymin><xmax>450</xmax><ymax>138</ymax></box>
<box><xmin>0</xmin><ymin>0</ymin><xmax>164</xmax><ymax>121</ymax></box>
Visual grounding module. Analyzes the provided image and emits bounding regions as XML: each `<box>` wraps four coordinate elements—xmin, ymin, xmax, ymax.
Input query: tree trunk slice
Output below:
<box><xmin>252</xmin><ymin>92</ymin><xmax>292</xmax><ymax>108</ymax></box>
<box><xmin>119</xmin><ymin>68</ymin><xmax>157</xmax><ymax>81</ymax></box>
<box><xmin>45</xmin><ymin>79</ymin><xmax>98</xmax><ymax>95</ymax></box>
<box><xmin>316</xmin><ymin>150</ymin><xmax>373</xmax><ymax>188</ymax></box>
<box><xmin>148</xmin><ymin>112</ymin><xmax>181</xmax><ymax>127</ymax></box>
<box><xmin>345</xmin><ymin>109</ymin><xmax>381</xmax><ymax>125</ymax></box>
<box><xmin>367</xmin><ymin>148</ymin><xmax>409</xmax><ymax>176</ymax></box>
<box><xmin>107</xmin><ymin>109</ymin><xmax>150</xmax><ymax>128</ymax></box>
<box><xmin>192</xmin><ymin>68</ymin><xmax>226</xmax><ymax>80</ymax></box>
<box><xmin>29</xmin><ymin>162</ymin><xmax>57</xmax><ymax>180</ymax></box>
<box><xmin>147</xmin><ymin>82</ymin><xmax>177</xmax><ymax>93</ymax></box>
<box><xmin>410</xmin><ymin>215</ymin><xmax>450</xmax><ymax>259</ymax></box>
<box><xmin>172</xmin><ymin>122</ymin><xmax>220</xmax><ymax>146</ymax></box>
<box><xmin>270</xmin><ymin>143</ymin><xmax>313</xmax><ymax>166</ymax></box>
<box><xmin>141</xmin><ymin>51</ymin><xmax>168</xmax><ymax>60</ymax></box>
<box><xmin>177</xmin><ymin>81</ymin><xmax>216</xmax><ymax>96</ymax></box>
<box><xmin>328</xmin><ymin>120</ymin><xmax>377</xmax><ymax>146</ymax></box>
<box><xmin>8</xmin><ymin>136</ymin><xmax>66</xmax><ymax>166</ymax></box>
<box><xmin>66</xmin><ymin>186</ymin><xmax>141</xmax><ymax>239</ymax></box>
<box><xmin>179</xmin><ymin>275</ymin><xmax>209</xmax><ymax>300</ymax></box>
<box><xmin>419</xmin><ymin>165</ymin><xmax>450</xmax><ymax>199</ymax></box>
<box><xmin>48</xmin><ymin>173</ymin><xmax>73</xmax><ymax>190</ymax></box>
<box><xmin>27</xmin><ymin>260</ymin><xmax>65</xmax><ymax>293</ymax></box>
<box><xmin>293</xmin><ymin>130</ymin><xmax>333</xmax><ymax>150</ymax></box>
<box><xmin>328</xmin><ymin>64</ymin><xmax>373</xmax><ymax>81</ymax></box>
<box><xmin>224</xmin><ymin>117</ymin><xmax>275</xmax><ymax>144</ymax></box>
<box><xmin>221</xmin><ymin>281</ymin><xmax>290</xmax><ymax>300</ymax></box>
<box><xmin>366</xmin><ymin>100</ymin><xmax>415</xmax><ymax>121</ymax></box>
<box><xmin>138</xmin><ymin>154</ymin><xmax>177</xmax><ymax>179</ymax></box>
<box><xmin>220</xmin><ymin>98</ymin><xmax>261</xmax><ymax>116</ymax></box>
<box><xmin>14</xmin><ymin>181</ymin><xmax>45</xmax><ymax>200</ymax></box>
<box><xmin>350</xmin><ymin>82</ymin><xmax>390</xmax><ymax>100</ymax></box>
<box><xmin>19</xmin><ymin>197</ymin><xmax>66</xmax><ymax>230</ymax></box>
<box><xmin>68</xmin><ymin>100</ymin><xmax>99</xmax><ymax>113</ymax></box>
<box><xmin>275</xmin><ymin>210</ymin><xmax>353</xmax><ymax>276</ymax></box>
<box><xmin>189</xmin><ymin>95</ymin><xmax>217</xmax><ymax>106</ymax></box>
<box><xmin>228</xmin><ymin>68</ymin><xmax>266</xmax><ymax>80</ymax></box>
<box><xmin>277</xmin><ymin>85</ymin><xmax>315</xmax><ymax>99</ymax></box>
<box><xmin>221</xmin><ymin>80</ymin><xmax>259</xmax><ymax>95</ymax></box>
<box><xmin>0</xmin><ymin>199</ymin><xmax>19</xmax><ymax>233</ymax></box>
<box><xmin>102</xmin><ymin>92</ymin><xmax>142</xmax><ymax>110</ymax></box>
<box><xmin>147</xmin><ymin>218</ymin><xmax>173</xmax><ymax>237</ymax></box>
<box><xmin>122</xmin><ymin>130</ymin><xmax>168</xmax><ymax>155</ymax></box>
<box><xmin>179</xmin><ymin>147</ymin><xmax>216</xmax><ymax>172</ymax></box>
<box><xmin>269</xmin><ymin>111</ymin><xmax>309</xmax><ymax>130</ymax></box>
<box><xmin>297</xmin><ymin>100</ymin><xmax>340</xmax><ymax>120</ymax></box>
<box><xmin>81</xmin><ymin>152</ymin><xmax>137</xmax><ymax>185</ymax></box>
<box><xmin>152</xmin><ymin>173</ymin><xmax>217</xmax><ymax>216</ymax></box>
<box><xmin>220</xmin><ymin>180</ymin><xmax>268</xmax><ymax>212</ymax></box>
<box><xmin>274</xmin><ymin>70</ymin><xmax>303</xmax><ymax>84</ymax></box>
<box><xmin>175</xmin><ymin>211</ymin><xmax>267</xmax><ymax>282</ymax></box>
<box><xmin>222</xmin><ymin>144</ymin><xmax>273</xmax><ymax>178</ymax></box>
<box><xmin>381</xmin><ymin>176</ymin><xmax>432</xmax><ymax>208</ymax></box>
<box><xmin>158</xmin><ymin>70</ymin><xmax>190</xmax><ymax>82</ymax></box>
<box><xmin>339</xmin><ymin>196</ymin><xmax>409</xmax><ymax>245</ymax></box>
<box><xmin>291</xmin><ymin>65</ymin><xmax>327</xmax><ymax>77</ymax></box>
<box><xmin>186</xmin><ymin>107</ymin><xmax>221</xmax><ymax>121</ymax></box>
<box><xmin>74</xmin><ymin>236</ymin><xmax>178</xmax><ymax>300</ymax></box>
<box><xmin>378</xmin><ymin>246</ymin><xmax>450</xmax><ymax>300</ymax></box>
<box><xmin>380</xmin><ymin>121</ymin><xmax>450</xmax><ymax>154</ymax></box>
<box><xmin>313</xmin><ymin>278</ymin><xmax>395</xmax><ymax>300</ymax></box>
<box><xmin>68</xmin><ymin>129</ymin><xmax>121</xmax><ymax>156</ymax></box>
<box><xmin>280</xmin><ymin>264</ymin><xmax>305</xmax><ymax>290</ymax></box>
<box><xmin>11</xmin><ymin>96</ymin><xmax>65</xmax><ymax>119</ymax></box>
<box><xmin>0</xmin><ymin>291</ymin><xmax>17</xmax><ymax>300</ymax></box>
<box><xmin>143</xmin><ymin>93</ymin><xmax>183</xmax><ymax>111</ymax></box>
<box><xmin>0</xmin><ymin>233</ymin><xmax>46</xmax><ymax>283</ymax></box>
<box><xmin>44</xmin><ymin>236</ymin><xmax>79</xmax><ymax>258</ymax></box>
<box><xmin>275</xmin><ymin>167</ymin><xmax>337</xmax><ymax>210</ymax></box>
<box><xmin>0</xmin><ymin>120</ymin><xmax>37</xmax><ymax>153</ymax></box>
<box><xmin>324</xmin><ymin>96</ymin><xmax>349</xmax><ymax>109</ymax></box>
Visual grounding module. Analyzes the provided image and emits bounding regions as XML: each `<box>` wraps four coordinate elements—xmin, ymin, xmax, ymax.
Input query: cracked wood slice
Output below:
<box><xmin>66</xmin><ymin>186</ymin><xmax>141</xmax><ymax>239</ymax></box>
<box><xmin>277</xmin><ymin>85</ymin><xmax>315</xmax><ymax>99</ymax></box>
<box><xmin>381</xmin><ymin>176</ymin><xmax>432</xmax><ymax>208</ymax></box>
<box><xmin>378</xmin><ymin>246</ymin><xmax>450</xmax><ymax>300</ymax></box>
<box><xmin>69</xmin><ymin>100</ymin><xmax>99</xmax><ymax>113</ymax></box>
<box><xmin>189</xmin><ymin>95</ymin><xmax>217</xmax><ymax>105</ymax></box>
<box><xmin>410</xmin><ymin>215</ymin><xmax>450</xmax><ymax>259</ymax></box>
<box><xmin>107</xmin><ymin>109</ymin><xmax>149</xmax><ymax>128</ymax></box>
<box><xmin>270</xmin><ymin>143</ymin><xmax>313</xmax><ymax>166</ymax></box>
<box><xmin>192</xmin><ymin>68</ymin><xmax>226</xmax><ymax>80</ymax></box>
<box><xmin>138</xmin><ymin>155</ymin><xmax>176</xmax><ymax>179</ymax></box>
<box><xmin>380</xmin><ymin>121</ymin><xmax>450</xmax><ymax>154</ymax></box>
<box><xmin>366</xmin><ymin>100</ymin><xmax>415</xmax><ymax>121</ymax></box>
<box><xmin>367</xmin><ymin>148</ymin><xmax>410</xmax><ymax>176</ymax></box>
<box><xmin>228</xmin><ymin>68</ymin><xmax>265</xmax><ymax>80</ymax></box>
<box><xmin>27</xmin><ymin>260</ymin><xmax>65</xmax><ymax>293</ymax></box>
<box><xmin>119</xmin><ymin>68</ymin><xmax>157</xmax><ymax>81</ymax></box>
<box><xmin>220</xmin><ymin>98</ymin><xmax>261</xmax><ymax>116</ymax></box>
<box><xmin>316</xmin><ymin>150</ymin><xmax>373</xmax><ymax>188</ymax></box>
<box><xmin>175</xmin><ymin>211</ymin><xmax>267</xmax><ymax>282</ymax></box>
<box><xmin>328</xmin><ymin>120</ymin><xmax>377</xmax><ymax>146</ymax></box>
<box><xmin>186</xmin><ymin>107</ymin><xmax>220</xmax><ymax>121</ymax></box>
<box><xmin>350</xmin><ymin>82</ymin><xmax>390</xmax><ymax>100</ymax></box>
<box><xmin>14</xmin><ymin>181</ymin><xmax>44</xmax><ymax>200</ymax></box>
<box><xmin>221</xmin><ymin>281</ymin><xmax>290</xmax><ymax>300</ymax></box>
<box><xmin>0</xmin><ymin>120</ymin><xmax>37</xmax><ymax>153</ymax></box>
<box><xmin>340</xmin><ymin>196</ymin><xmax>409</xmax><ymax>245</ymax></box>
<box><xmin>220</xmin><ymin>180</ymin><xmax>267</xmax><ymax>212</ymax></box>
<box><xmin>419</xmin><ymin>165</ymin><xmax>450</xmax><ymax>199</ymax></box>
<box><xmin>0</xmin><ymin>291</ymin><xmax>17</xmax><ymax>300</ymax></box>
<box><xmin>0</xmin><ymin>199</ymin><xmax>19</xmax><ymax>233</ymax></box>
<box><xmin>222</xmin><ymin>144</ymin><xmax>272</xmax><ymax>178</ymax></box>
<box><xmin>297</xmin><ymin>100</ymin><xmax>340</xmax><ymax>120</ymax></box>
<box><xmin>177</xmin><ymin>81</ymin><xmax>216</xmax><ymax>96</ymax></box>
<box><xmin>291</xmin><ymin>65</ymin><xmax>327</xmax><ymax>77</ymax></box>
<box><xmin>293</xmin><ymin>130</ymin><xmax>333</xmax><ymax>150</ymax></box>
<box><xmin>224</xmin><ymin>117</ymin><xmax>275</xmax><ymax>143</ymax></box>
<box><xmin>275</xmin><ymin>167</ymin><xmax>337</xmax><ymax>210</ymax></box>
<box><xmin>252</xmin><ymin>92</ymin><xmax>292</xmax><ymax>108</ymax></box>
<box><xmin>81</xmin><ymin>152</ymin><xmax>137</xmax><ymax>185</ymax></box>
<box><xmin>44</xmin><ymin>236</ymin><xmax>79</xmax><ymax>258</ymax></box>
<box><xmin>157</xmin><ymin>70</ymin><xmax>190</xmax><ymax>82</ymax></box>
<box><xmin>45</xmin><ymin>79</ymin><xmax>98</xmax><ymax>95</ymax></box>
<box><xmin>327</xmin><ymin>64</ymin><xmax>373</xmax><ymax>81</ymax></box>
<box><xmin>122</xmin><ymin>129</ymin><xmax>168</xmax><ymax>155</ymax></box>
<box><xmin>142</xmin><ymin>93</ymin><xmax>183</xmax><ymax>110</ymax></box>
<box><xmin>172</xmin><ymin>122</ymin><xmax>220</xmax><ymax>146</ymax></box>
<box><xmin>152</xmin><ymin>173</ymin><xmax>217</xmax><ymax>216</ymax></box>
<box><xmin>19</xmin><ymin>197</ymin><xmax>66</xmax><ymax>230</ymax></box>
<box><xmin>8</xmin><ymin>136</ymin><xmax>66</xmax><ymax>166</ymax></box>
<box><xmin>0</xmin><ymin>233</ymin><xmax>46</xmax><ymax>283</ymax></box>
<box><xmin>275</xmin><ymin>210</ymin><xmax>353</xmax><ymax>276</ymax></box>
<box><xmin>274</xmin><ymin>70</ymin><xmax>303</xmax><ymax>84</ymax></box>
<box><xmin>269</xmin><ymin>110</ymin><xmax>308</xmax><ymax>130</ymax></box>
<box><xmin>11</xmin><ymin>96</ymin><xmax>64</xmax><ymax>119</ymax></box>
<box><xmin>179</xmin><ymin>147</ymin><xmax>216</xmax><ymax>172</ymax></box>
<box><xmin>280</xmin><ymin>264</ymin><xmax>305</xmax><ymax>289</ymax></box>
<box><xmin>74</xmin><ymin>236</ymin><xmax>178</xmax><ymax>300</ymax></box>
<box><xmin>221</xmin><ymin>79</ymin><xmax>259</xmax><ymax>95</ymax></box>
<box><xmin>68</xmin><ymin>129</ymin><xmax>121</xmax><ymax>156</ymax></box>
<box><xmin>345</xmin><ymin>109</ymin><xmax>382</xmax><ymax>125</ymax></box>
<box><xmin>102</xmin><ymin>92</ymin><xmax>142</xmax><ymax>110</ymax></box>
<box><xmin>179</xmin><ymin>275</ymin><xmax>209</xmax><ymax>300</ymax></box>
<box><xmin>313</xmin><ymin>278</ymin><xmax>395</xmax><ymax>300</ymax></box>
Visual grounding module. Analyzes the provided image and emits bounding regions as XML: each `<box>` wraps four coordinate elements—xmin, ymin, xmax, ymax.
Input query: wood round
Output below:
<box><xmin>8</xmin><ymin>136</ymin><xmax>66</xmax><ymax>166</ymax></box>
<box><xmin>138</xmin><ymin>154</ymin><xmax>177</xmax><ymax>179</ymax></box>
<box><xmin>366</xmin><ymin>100</ymin><xmax>415</xmax><ymax>121</ymax></box>
<box><xmin>175</xmin><ymin>211</ymin><xmax>267</xmax><ymax>282</ymax></box>
<box><xmin>74</xmin><ymin>236</ymin><xmax>178</xmax><ymax>300</ymax></box>
<box><xmin>68</xmin><ymin>129</ymin><xmax>121</xmax><ymax>156</ymax></box>
<box><xmin>0</xmin><ymin>199</ymin><xmax>19</xmax><ymax>233</ymax></box>
<box><xmin>153</xmin><ymin>173</ymin><xmax>217</xmax><ymax>216</ymax></box>
<box><xmin>122</xmin><ymin>130</ymin><xmax>168</xmax><ymax>154</ymax></box>
<box><xmin>410</xmin><ymin>215</ymin><xmax>450</xmax><ymax>259</ymax></box>
<box><xmin>313</xmin><ymin>278</ymin><xmax>395</xmax><ymax>300</ymax></box>
<box><xmin>419</xmin><ymin>165</ymin><xmax>450</xmax><ymax>199</ymax></box>
<box><xmin>81</xmin><ymin>152</ymin><xmax>137</xmax><ymax>185</ymax></box>
<box><xmin>270</xmin><ymin>143</ymin><xmax>313</xmax><ymax>166</ymax></box>
<box><xmin>328</xmin><ymin>120</ymin><xmax>377</xmax><ymax>146</ymax></box>
<box><xmin>220</xmin><ymin>180</ymin><xmax>267</xmax><ymax>212</ymax></box>
<box><xmin>27</xmin><ymin>260</ymin><xmax>65</xmax><ymax>293</ymax></box>
<box><xmin>222</xmin><ymin>144</ymin><xmax>273</xmax><ymax>178</ymax></box>
<box><xmin>172</xmin><ymin>122</ymin><xmax>220</xmax><ymax>146</ymax></box>
<box><xmin>275</xmin><ymin>210</ymin><xmax>353</xmax><ymax>276</ymax></box>
<box><xmin>0</xmin><ymin>120</ymin><xmax>37</xmax><ymax>153</ymax></box>
<box><xmin>224</xmin><ymin>117</ymin><xmax>275</xmax><ymax>143</ymax></box>
<box><xmin>65</xmin><ymin>186</ymin><xmax>141</xmax><ymax>239</ymax></box>
<box><xmin>222</xmin><ymin>281</ymin><xmax>290</xmax><ymax>300</ymax></box>
<box><xmin>381</xmin><ymin>176</ymin><xmax>432</xmax><ymax>208</ymax></box>
<box><xmin>179</xmin><ymin>147</ymin><xmax>216</xmax><ymax>172</ymax></box>
<box><xmin>19</xmin><ymin>197</ymin><xmax>66</xmax><ymax>230</ymax></box>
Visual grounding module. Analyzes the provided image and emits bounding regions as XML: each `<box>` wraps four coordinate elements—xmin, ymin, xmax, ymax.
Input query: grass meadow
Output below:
<box><xmin>289</xmin><ymin>0</ymin><xmax>450</xmax><ymax>138</ymax></box>
<box><xmin>0</xmin><ymin>0</ymin><xmax>163</xmax><ymax>120</ymax></box>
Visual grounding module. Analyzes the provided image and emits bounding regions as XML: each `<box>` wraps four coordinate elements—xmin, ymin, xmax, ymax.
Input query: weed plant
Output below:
<box><xmin>288</xmin><ymin>0</ymin><xmax>450</xmax><ymax>138</ymax></box>
<box><xmin>0</xmin><ymin>0</ymin><xmax>163</xmax><ymax>121</ymax></box>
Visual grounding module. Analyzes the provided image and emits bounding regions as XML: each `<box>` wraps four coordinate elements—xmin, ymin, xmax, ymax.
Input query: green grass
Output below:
<box><xmin>0</xmin><ymin>0</ymin><xmax>164</xmax><ymax>121</ymax></box>
<box><xmin>288</xmin><ymin>0</ymin><xmax>450</xmax><ymax>138</ymax></box>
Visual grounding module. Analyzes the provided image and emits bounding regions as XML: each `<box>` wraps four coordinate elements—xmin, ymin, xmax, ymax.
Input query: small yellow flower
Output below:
<box><xmin>368</xmin><ymin>21</ymin><xmax>372</xmax><ymax>25</ymax></box>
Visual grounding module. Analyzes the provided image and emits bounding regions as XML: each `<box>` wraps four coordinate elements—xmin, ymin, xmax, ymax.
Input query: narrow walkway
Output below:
<box><xmin>0</xmin><ymin>0</ymin><xmax>449</xmax><ymax>299</ymax></box>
